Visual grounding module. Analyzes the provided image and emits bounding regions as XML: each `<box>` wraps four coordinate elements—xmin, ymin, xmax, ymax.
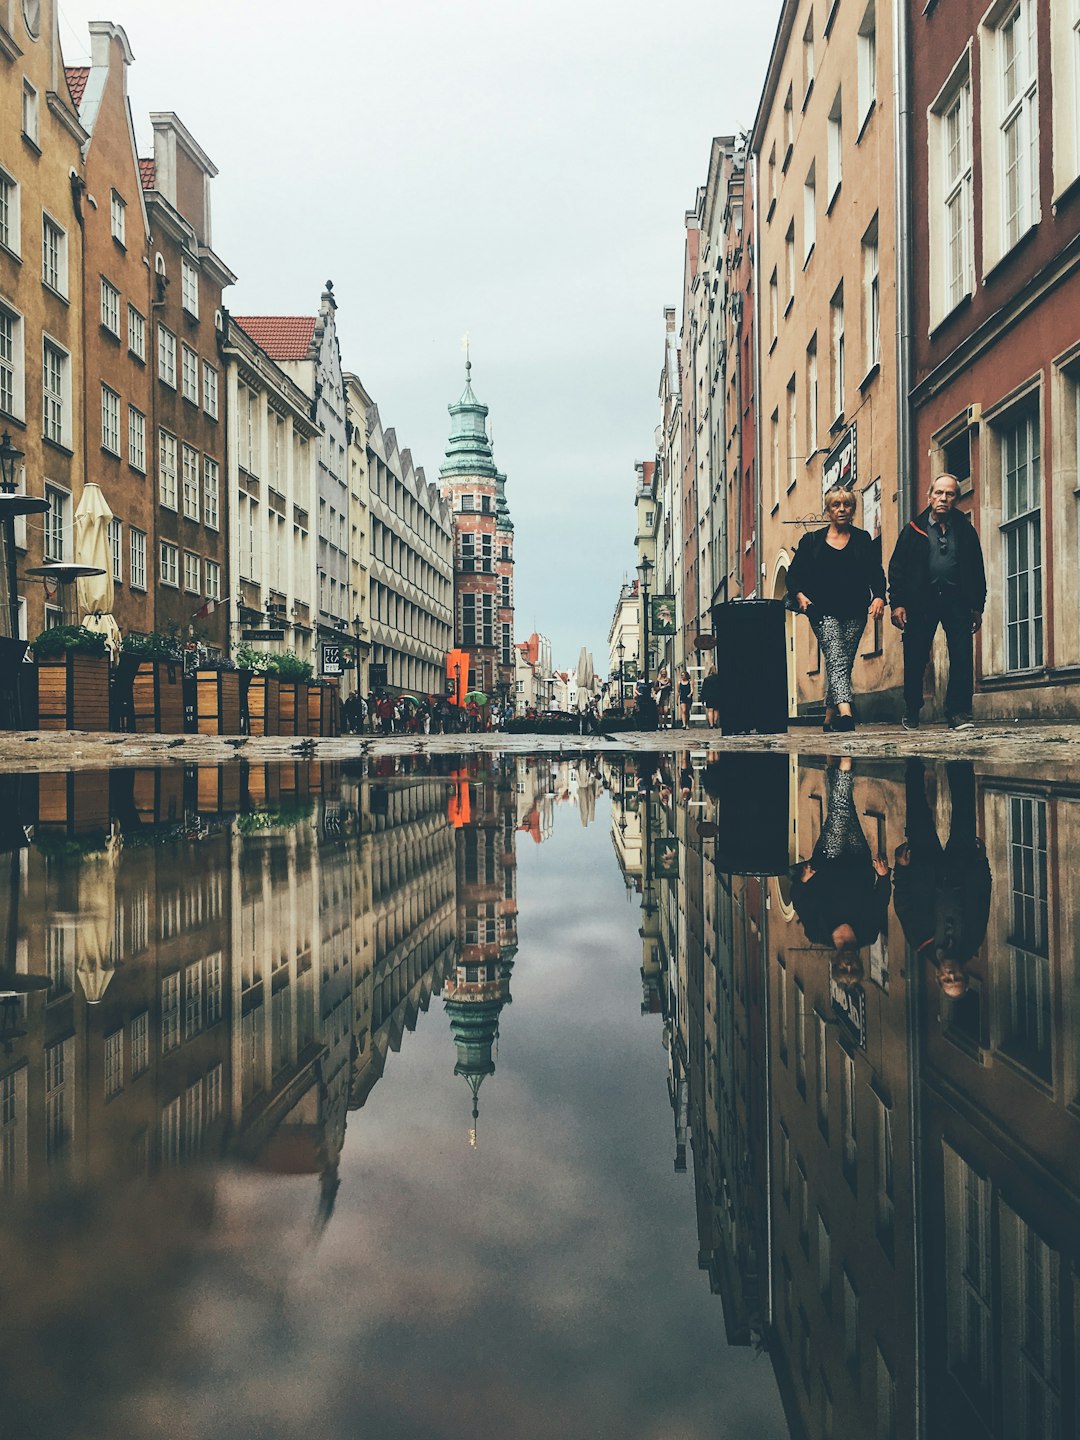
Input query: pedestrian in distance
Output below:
<box><xmin>789</xmin><ymin>756</ymin><xmax>891</xmax><ymax>988</ymax></box>
<box><xmin>700</xmin><ymin>665</ymin><xmax>722</xmax><ymax>729</ymax></box>
<box><xmin>654</xmin><ymin>668</ymin><xmax>672</xmax><ymax>728</ymax></box>
<box><xmin>787</xmin><ymin>484</ymin><xmax>886</xmax><ymax>732</ymax></box>
<box><xmin>888</xmin><ymin>473</ymin><xmax>986</xmax><ymax>731</ymax></box>
<box><xmin>677</xmin><ymin>669</ymin><xmax>693</xmax><ymax>728</ymax></box>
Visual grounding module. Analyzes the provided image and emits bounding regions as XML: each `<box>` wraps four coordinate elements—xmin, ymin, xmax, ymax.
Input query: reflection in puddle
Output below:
<box><xmin>0</xmin><ymin>753</ymin><xmax>1077</xmax><ymax>1437</ymax></box>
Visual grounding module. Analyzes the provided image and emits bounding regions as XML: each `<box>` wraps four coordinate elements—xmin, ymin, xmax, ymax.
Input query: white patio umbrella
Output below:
<box><xmin>75</xmin><ymin>832</ymin><xmax>119</xmax><ymax>1005</ymax></box>
<box><xmin>74</xmin><ymin>484</ymin><xmax>121</xmax><ymax>658</ymax></box>
<box><xmin>575</xmin><ymin>647</ymin><xmax>595</xmax><ymax>709</ymax></box>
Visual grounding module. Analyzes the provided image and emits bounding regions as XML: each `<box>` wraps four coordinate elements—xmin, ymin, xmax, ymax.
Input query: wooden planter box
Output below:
<box><xmin>305</xmin><ymin>681</ymin><xmax>341</xmax><ymax>737</ymax></box>
<box><xmin>36</xmin><ymin>771</ymin><xmax>110</xmax><ymax>831</ymax></box>
<box><xmin>131</xmin><ymin>659</ymin><xmax>185</xmax><ymax>734</ymax></box>
<box><xmin>278</xmin><ymin>681</ymin><xmax>309</xmax><ymax>736</ymax></box>
<box><xmin>195</xmin><ymin>669</ymin><xmax>242</xmax><ymax>736</ymax></box>
<box><xmin>37</xmin><ymin>653</ymin><xmax>111</xmax><ymax>732</ymax></box>
<box><xmin>245</xmin><ymin>674</ymin><xmax>281</xmax><ymax>736</ymax></box>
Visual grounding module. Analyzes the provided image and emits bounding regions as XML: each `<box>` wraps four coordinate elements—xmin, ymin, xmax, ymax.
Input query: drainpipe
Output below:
<box><xmin>893</xmin><ymin>0</ymin><xmax>915</xmax><ymax>529</ymax></box>
<box><xmin>750</xmin><ymin>151</ymin><xmax>764</xmax><ymax>598</ymax></box>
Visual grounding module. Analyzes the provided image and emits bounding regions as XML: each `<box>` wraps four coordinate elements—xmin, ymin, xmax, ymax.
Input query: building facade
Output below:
<box><xmin>365</xmin><ymin>399</ymin><xmax>454</xmax><ymax>697</ymax></box>
<box><xmin>220</xmin><ymin>311</ymin><xmax>319</xmax><ymax>668</ymax></box>
<box><xmin>1</xmin><ymin>0</ymin><xmax>87</xmax><ymax>640</ymax></box>
<box><xmin>909</xmin><ymin>0</ymin><xmax>1080</xmax><ymax>720</ymax></box>
<box><xmin>343</xmin><ymin>371</ymin><xmax>372</xmax><ymax>699</ymax></box>
<box><xmin>142</xmin><ymin>113</ymin><xmax>234</xmax><ymax>655</ymax></box>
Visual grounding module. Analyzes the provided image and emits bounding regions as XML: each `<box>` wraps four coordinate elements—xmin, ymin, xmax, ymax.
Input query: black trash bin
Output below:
<box><xmin>701</xmin><ymin>753</ymin><xmax>790</xmax><ymax>875</ymax></box>
<box><xmin>711</xmin><ymin>598</ymin><xmax>789</xmax><ymax>734</ymax></box>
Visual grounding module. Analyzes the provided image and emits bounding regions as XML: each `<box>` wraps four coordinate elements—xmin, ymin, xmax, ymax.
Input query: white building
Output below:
<box><xmin>221</xmin><ymin>312</ymin><xmax>319</xmax><ymax>665</ymax></box>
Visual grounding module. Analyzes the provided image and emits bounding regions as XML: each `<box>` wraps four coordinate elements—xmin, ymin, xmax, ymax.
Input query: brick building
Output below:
<box><xmin>909</xmin><ymin>0</ymin><xmax>1080</xmax><ymax>720</ymax></box>
<box><xmin>141</xmin><ymin>113</ymin><xmax>234</xmax><ymax>655</ymax></box>
<box><xmin>439</xmin><ymin>360</ymin><xmax>513</xmax><ymax>701</ymax></box>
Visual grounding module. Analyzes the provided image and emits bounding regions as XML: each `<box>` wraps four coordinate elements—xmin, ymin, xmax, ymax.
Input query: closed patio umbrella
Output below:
<box><xmin>74</xmin><ymin>484</ymin><xmax>121</xmax><ymax>659</ymax></box>
<box><xmin>75</xmin><ymin>832</ymin><xmax>119</xmax><ymax>1004</ymax></box>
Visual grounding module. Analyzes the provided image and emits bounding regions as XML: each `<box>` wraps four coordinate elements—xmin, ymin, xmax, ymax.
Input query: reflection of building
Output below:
<box><xmin>444</xmin><ymin>759</ymin><xmax>519</xmax><ymax>1141</ymax></box>
<box><xmin>920</xmin><ymin>774</ymin><xmax>1080</xmax><ymax>1437</ymax></box>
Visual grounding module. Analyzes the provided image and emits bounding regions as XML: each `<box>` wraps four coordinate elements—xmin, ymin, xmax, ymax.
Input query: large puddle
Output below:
<box><xmin>0</xmin><ymin>752</ymin><xmax>1075</xmax><ymax>1439</ymax></box>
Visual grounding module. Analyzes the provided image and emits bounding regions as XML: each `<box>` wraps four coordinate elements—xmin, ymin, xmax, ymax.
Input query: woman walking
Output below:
<box><xmin>700</xmin><ymin>665</ymin><xmax>722</xmax><ymax>729</ymax></box>
<box><xmin>677</xmin><ymin>669</ymin><xmax>693</xmax><ymax>728</ymax></box>
<box><xmin>786</xmin><ymin>485</ymin><xmax>886</xmax><ymax>731</ymax></box>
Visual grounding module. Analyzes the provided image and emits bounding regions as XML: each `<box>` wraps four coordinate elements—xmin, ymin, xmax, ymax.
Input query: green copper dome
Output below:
<box><xmin>440</xmin><ymin>360</ymin><xmax>499</xmax><ymax>480</ymax></box>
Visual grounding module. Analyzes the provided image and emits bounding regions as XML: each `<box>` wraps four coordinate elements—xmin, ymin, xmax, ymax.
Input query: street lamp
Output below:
<box><xmin>0</xmin><ymin>432</ymin><xmax>47</xmax><ymax>728</ymax></box>
<box><xmin>636</xmin><ymin>556</ymin><xmax>653</xmax><ymax>686</ymax></box>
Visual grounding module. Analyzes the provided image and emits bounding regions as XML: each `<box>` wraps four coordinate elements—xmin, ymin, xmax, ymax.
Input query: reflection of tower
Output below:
<box><xmin>445</xmin><ymin>759</ymin><xmax>518</xmax><ymax>1144</ymax></box>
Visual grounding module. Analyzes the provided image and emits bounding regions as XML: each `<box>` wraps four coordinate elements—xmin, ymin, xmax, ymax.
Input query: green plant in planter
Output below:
<box><xmin>235</xmin><ymin>644</ymin><xmax>274</xmax><ymax>673</ymax></box>
<box><xmin>32</xmin><ymin>625</ymin><xmax>108</xmax><ymax>660</ymax></box>
<box><xmin>265</xmin><ymin>650</ymin><xmax>314</xmax><ymax>682</ymax></box>
<box><xmin>121</xmin><ymin>630</ymin><xmax>184</xmax><ymax>663</ymax></box>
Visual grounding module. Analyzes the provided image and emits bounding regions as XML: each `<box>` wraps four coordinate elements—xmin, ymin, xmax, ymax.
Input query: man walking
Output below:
<box><xmin>888</xmin><ymin>474</ymin><xmax>986</xmax><ymax>730</ymax></box>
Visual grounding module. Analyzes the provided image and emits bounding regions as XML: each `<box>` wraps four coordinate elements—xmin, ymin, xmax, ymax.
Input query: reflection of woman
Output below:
<box><xmin>790</xmin><ymin>758</ymin><xmax>891</xmax><ymax>986</ymax></box>
<box><xmin>787</xmin><ymin>485</ymin><xmax>886</xmax><ymax>732</ymax></box>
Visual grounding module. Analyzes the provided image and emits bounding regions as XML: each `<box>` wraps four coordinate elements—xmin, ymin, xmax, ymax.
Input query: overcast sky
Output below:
<box><xmin>59</xmin><ymin>0</ymin><xmax>779</xmax><ymax>670</ymax></box>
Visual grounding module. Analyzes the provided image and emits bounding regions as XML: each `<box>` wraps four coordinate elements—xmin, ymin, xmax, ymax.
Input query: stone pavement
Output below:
<box><xmin>0</xmin><ymin>719</ymin><xmax>1076</xmax><ymax>774</ymax></box>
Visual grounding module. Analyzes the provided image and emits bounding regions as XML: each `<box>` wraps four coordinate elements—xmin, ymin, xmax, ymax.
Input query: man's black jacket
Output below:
<box><xmin>888</xmin><ymin>506</ymin><xmax>986</xmax><ymax>614</ymax></box>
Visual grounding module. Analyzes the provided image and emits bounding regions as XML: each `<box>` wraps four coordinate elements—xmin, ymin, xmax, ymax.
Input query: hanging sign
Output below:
<box><xmin>321</xmin><ymin>644</ymin><xmax>343</xmax><ymax>677</ymax></box>
<box><xmin>822</xmin><ymin>422</ymin><xmax>857</xmax><ymax>502</ymax></box>
<box><xmin>650</xmin><ymin>596</ymin><xmax>677</xmax><ymax>635</ymax></box>
<box><xmin>830</xmin><ymin>978</ymin><xmax>867</xmax><ymax>1049</ymax></box>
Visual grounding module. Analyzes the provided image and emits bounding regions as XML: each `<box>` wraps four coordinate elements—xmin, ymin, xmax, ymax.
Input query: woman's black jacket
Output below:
<box><xmin>786</xmin><ymin>526</ymin><xmax>886</xmax><ymax>615</ymax></box>
<box><xmin>887</xmin><ymin>506</ymin><xmax>986</xmax><ymax>615</ymax></box>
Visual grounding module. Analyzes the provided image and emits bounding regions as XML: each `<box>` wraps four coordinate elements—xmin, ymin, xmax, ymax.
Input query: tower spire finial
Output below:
<box><xmin>461</xmin><ymin>330</ymin><xmax>471</xmax><ymax>380</ymax></box>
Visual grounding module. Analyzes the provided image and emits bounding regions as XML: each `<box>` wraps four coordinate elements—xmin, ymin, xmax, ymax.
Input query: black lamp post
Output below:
<box><xmin>637</xmin><ymin>556</ymin><xmax>653</xmax><ymax>686</ymax></box>
<box><xmin>616</xmin><ymin>638</ymin><xmax>625</xmax><ymax>711</ymax></box>
<box><xmin>0</xmin><ymin>433</ymin><xmax>47</xmax><ymax>729</ymax></box>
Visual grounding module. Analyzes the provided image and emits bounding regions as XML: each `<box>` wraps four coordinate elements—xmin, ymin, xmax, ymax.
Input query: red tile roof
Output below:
<box><xmin>65</xmin><ymin>66</ymin><xmax>89</xmax><ymax>107</ymax></box>
<box><xmin>233</xmin><ymin>316</ymin><xmax>316</xmax><ymax>361</ymax></box>
<box><xmin>138</xmin><ymin>157</ymin><xmax>156</xmax><ymax>190</ymax></box>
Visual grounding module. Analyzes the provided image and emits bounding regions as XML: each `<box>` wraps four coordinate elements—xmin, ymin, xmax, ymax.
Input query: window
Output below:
<box><xmin>1003</xmin><ymin>794</ymin><xmax>1051</xmax><ymax>1078</ymax></box>
<box><xmin>943</xmin><ymin>1144</ymin><xmax>992</xmax><ymax>1408</ymax></box>
<box><xmin>159</xmin><ymin>430</ymin><xmax>178</xmax><ymax>509</ymax></box>
<box><xmin>876</xmin><ymin>1347</ymin><xmax>896</xmax><ymax>1440</ymax></box>
<box><xmin>109</xmin><ymin>517</ymin><xmax>122</xmax><ymax>582</ymax></box>
<box><xmin>0</xmin><ymin>168</ymin><xmax>20</xmax><ymax>255</ymax></box>
<box><xmin>877</xmin><ymin>1094</ymin><xmax>896</xmax><ymax>1254</ymax></box>
<box><xmin>110</xmin><ymin>189</ymin><xmax>125</xmax><ymax>245</ymax></box>
<box><xmin>206</xmin><ymin>1063</ymin><xmax>223</xmax><ymax>1120</ymax></box>
<box><xmin>815</xmin><ymin>1011</ymin><xmax>829</xmax><ymax>1130</ymax></box>
<box><xmin>787</xmin><ymin>378</ymin><xmax>798</xmax><ymax>491</ymax></box>
<box><xmin>769</xmin><ymin>269</ymin><xmax>779</xmax><ymax>343</ymax></box>
<box><xmin>181</xmin><ymin>345</ymin><xmax>199</xmax><ymax>405</ymax></box>
<box><xmin>0</xmin><ymin>305</ymin><xmax>24</xmax><ymax>420</ymax></box>
<box><xmin>104</xmin><ymin>1030</ymin><xmax>123</xmax><ymax>1100</ymax></box>
<box><xmin>206</xmin><ymin>953</ymin><xmax>223</xmax><ymax>1025</ymax></box>
<box><xmin>858</xmin><ymin>1</ymin><xmax>877</xmax><ymax>127</ymax></box>
<box><xmin>44</xmin><ymin>1038</ymin><xmax>71</xmax><ymax>1163</ymax></box>
<box><xmin>181</xmin><ymin>257</ymin><xmax>199</xmax><ymax>317</ymax></box>
<box><xmin>785</xmin><ymin>222</ymin><xmax>796</xmax><ymax>306</ymax></box>
<box><xmin>161</xmin><ymin>972</ymin><xmax>180</xmax><ymax>1053</ymax></box>
<box><xmin>184</xmin><ymin>960</ymin><xmax>202</xmax><ymax>1038</ymax></box>
<box><xmin>183</xmin><ymin>551</ymin><xmax>201</xmax><ymax>593</ymax></box>
<box><xmin>863</xmin><ymin>216</ymin><xmax>880</xmax><ymax>370</ymax></box>
<box><xmin>1000</xmin><ymin>407</ymin><xmax>1043</xmax><ymax>671</ymax></box>
<box><xmin>203</xmin><ymin>456</ymin><xmax>219</xmax><ymax>529</ymax></box>
<box><xmin>768</xmin><ymin>144</ymin><xmax>777</xmax><ymax>214</ymax></box>
<box><xmin>203</xmin><ymin>362</ymin><xmax>218</xmax><ymax>419</ymax></box>
<box><xmin>803</xmin><ymin>162</ymin><xmax>817</xmax><ymax>260</ymax></box>
<box><xmin>831</xmin><ymin>284</ymin><xmax>846</xmax><ymax>418</ymax></box>
<box><xmin>129</xmin><ymin>1011</ymin><xmax>149</xmax><ymax>1076</ymax></box>
<box><xmin>827</xmin><ymin>90</ymin><xmax>843</xmax><ymax>199</ymax></box>
<box><xmin>803</xmin><ymin>12</ymin><xmax>815</xmax><ymax>103</ymax></box>
<box><xmin>21</xmin><ymin>80</ymin><xmax>38</xmax><ymax>146</ymax></box>
<box><xmin>101</xmin><ymin>384</ymin><xmax>120</xmax><ymax>455</ymax></box>
<box><xmin>100</xmin><ymin>278</ymin><xmax>120</xmax><ymax>335</ymax></box>
<box><xmin>182</xmin><ymin>444</ymin><xmax>200</xmax><ymax>519</ymax></box>
<box><xmin>771</xmin><ymin>408</ymin><xmax>781</xmax><ymax>509</ymax></box>
<box><xmin>159</xmin><ymin>540</ymin><xmax>179</xmax><ymax>587</ymax></box>
<box><xmin>982</xmin><ymin>1</ymin><xmax>1040</xmax><ymax>265</ymax></box>
<box><xmin>161</xmin><ymin>1098</ymin><xmax>180</xmax><ymax>1166</ymax></box>
<box><xmin>205</xmin><ymin>558</ymin><xmax>221</xmax><ymax>601</ymax></box>
<box><xmin>42</xmin><ymin>339</ymin><xmax>68</xmax><ymax>445</ymax></box>
<box><xmin>127</xmin><ymin>304</ymin><xmax>145</xmax><ymax>360</ymax></box>
<box><xmin>130</xmin><ymin>527</ymin><xmax>147</xmax><ymax>590</ymax></box>
<box><xmin>818</xmin><ymin>1213</ymin><xmax>832</xmax><ymax>1310</ymax></box>
<box><xmin>44</xmin><ymin>484</ymin><xmax>68</xmax><ymax>562</ymax></box>
<box><xmin>41</xmin><ymin>215</ymin><xmax>66</xmax><ymax>295</ymax></box>
<box><xmin>807</xmin><ymin>336</ymin><xmax>820</xmax><ymax>456</ymax></box>
<box><xmin>841</xmin><ymin>1047</ymin><xmax>857</xmax><ymax>1186</ymax></box>
<box><xmin>843</xmin><ymin>1269</ymin><xmax>860</xmax><ymax>1374</ymax></box>
<box><xmin>157</xmin><ymin>324</ymin><xmax>176</xmax><ymax>386</ymax></box>
<box><xmin>128</xmin><ymin>405</ymin><xmax>146</xmax><ymax>472</ymax></box>
<box><xmin>783</xmin><ymin>85</ymin><xmax>794</xmax><ymax>165</ymax></box>
<box><xmin>1051</xmin><ymin>0</ymin><xmax>1080</xmax><ymax>195</ymax></box>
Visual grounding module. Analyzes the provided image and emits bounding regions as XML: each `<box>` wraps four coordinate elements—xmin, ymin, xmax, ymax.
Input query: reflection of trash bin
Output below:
<box><xmin>702</xmin><ymin>753</ymin><xmax>789</xmax><ymax>875</ymax></box>
<box><xmin>711</xmin><ymin>599</ymin><xmax>788</xmax><ymax>734</ymax></box>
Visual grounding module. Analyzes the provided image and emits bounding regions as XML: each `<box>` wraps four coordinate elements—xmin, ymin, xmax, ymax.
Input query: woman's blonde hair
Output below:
<box><xmin>824</xmin><ymin>485</ymin><xmax>856</xmax><ymax>513</ymax></box>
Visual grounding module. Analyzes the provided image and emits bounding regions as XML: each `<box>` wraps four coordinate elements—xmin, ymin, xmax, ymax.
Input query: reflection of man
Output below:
<box><xmin>888</xmin><ymin>474</ymin><xmax>986</xmax><ymax>731</ymax></box>
<box><xmin>893</xmin><ymin>759</ymin><xmax>991</xmax><ymax>996</ymax></box>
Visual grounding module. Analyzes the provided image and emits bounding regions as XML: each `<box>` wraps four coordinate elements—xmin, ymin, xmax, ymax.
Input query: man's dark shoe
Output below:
<box><xmin>948</xmin><ymin>714</ymin><xmax>975</xmax><ymax>731</ymax></box>
<box><xmin>901</xmin><ymin>714</ymin><xmax>920</xmax><ymax>731</ymax></box>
